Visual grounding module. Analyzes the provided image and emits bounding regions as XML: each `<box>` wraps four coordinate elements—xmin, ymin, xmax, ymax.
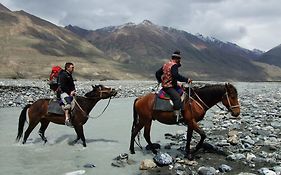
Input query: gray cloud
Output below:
<box><xmin>2</xmin><ymin>0</ymin><xmax>281</xmax><ymax>51</ymax></box>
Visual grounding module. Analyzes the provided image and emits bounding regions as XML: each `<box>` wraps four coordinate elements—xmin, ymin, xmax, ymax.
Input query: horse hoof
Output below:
<box><xmin>145</xmin><ymin>143</ymin><xmax>161</xmax><ymax>150</ymax></box>
<box><xmin>185</xmin><ymin>153</ymin><xmax>194</xmax><ymax>160</ymax></box>
<box><xmin>130</xmin><ymin>150</ymin><xmax>135</xmax><ymax>154</ymax></box>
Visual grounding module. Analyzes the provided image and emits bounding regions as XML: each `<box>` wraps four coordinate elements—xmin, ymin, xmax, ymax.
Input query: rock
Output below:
<box><xmin>153</xmin><ymin>152</ymin><xmax>173</xmax><ymax>166</ymax></box>
<box><xmin>218</xmin><ymin>164</ymin><xmax>232</xmax><ymax>172</ymax></box>
<box><xmin>198</xmin><ymin>166</ymin><xmax>217</xmax><ymax>175</ymax></box>
<box><xmin>228</xmin><ymin>134</ymin><xmax>239</xmax><ymax>145</ymax></box>
<box><xmin>257</xmin><ymin>167</ymin><xmax>276</xmax><ymax>175</ymax></box>
<box><xmin>246</xmin><ymin>153</ymin><xmax>256</xmax><ymax>161</ymax></box>
<box><xmin>83</xmin><ymin>163</ymin><xmax>96</xmax><ymax>168</ymax></box>
<box><xmin>139</xmin><ymin>159</ymin><xmax>157</xmax><ymax>170</ymax></box>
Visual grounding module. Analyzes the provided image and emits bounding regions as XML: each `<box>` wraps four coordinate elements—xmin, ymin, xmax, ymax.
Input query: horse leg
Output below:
<box><xmin>23</xmin><ymin>120</ymin><xmax>40</xmax><ymax>144</ymax></box>
<box><xmin>143</xmin><ymin>121</ymin><xmax>157</xmax><ymax>154</ymax></box>
<box><xmin>185</xmin><ymin>127</ymin><xmax>194</xmax><ymax>160</ymax></box>
<box><xmin>193</xmin><ymin>124</ymin><xmax>206</xmax><ymax>152</ymax></box>
<box><xmin>129</xmin><ymin>122</ymin><xmax>145</xmax><ymax>154</ymax></box>
<box><xmin>73</xmin><ymin>135</ymin><xmax>80</xmax><ymax>144</ymax></box>
<box><xmin>38</xmin><ymin>119</ymin><xmax>50</xmax><ymax>144</ymax></box>
<box><xmin>74</xmin><ymin>125</ymin><xmax>86</xmax><ymax>147</ymax></box>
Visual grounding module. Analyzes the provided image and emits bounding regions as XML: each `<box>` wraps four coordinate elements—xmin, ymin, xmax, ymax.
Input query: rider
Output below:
<box><xmin>155</xmin><ymin>50</ymin><xmax>192</xmax><ymax>123</ymax></box>
<box><xmin>57</xmin><ymin>62</ymin><xmax>76</xmax><ymax>127</ymax></box>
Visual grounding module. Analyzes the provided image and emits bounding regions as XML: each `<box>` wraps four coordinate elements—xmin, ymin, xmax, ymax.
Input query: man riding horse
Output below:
<box><xmin>57</xmin><ymin>62</ymin><xmax>76</xmax><ymax>127</ymax></box>
<box><xmin>155</xmin><ymin>50</ymin><xmax>192</xmax><ymax>123</ymax></box>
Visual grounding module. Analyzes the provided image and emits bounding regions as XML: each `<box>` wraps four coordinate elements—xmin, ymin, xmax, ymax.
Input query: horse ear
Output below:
<box><xmin>92</xmin><ymin>85</ymin><xmax>95</xmax><ymax>89</ymax></box>
<box><xmin>225</xmin><ymin>83</ymin><xmax>229</xmax><ymax>90</ymax></box>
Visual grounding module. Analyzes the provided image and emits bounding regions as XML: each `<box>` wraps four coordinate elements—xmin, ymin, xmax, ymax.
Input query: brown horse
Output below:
<box><xmin>129</xmin><ymin>83</ymin><xmax>240</xmax><ymax>159</ymax></box>
<box><xmin>16</xmin><ymin>84</ymin><xmax>117</xmax><ymax>147</ymax></box>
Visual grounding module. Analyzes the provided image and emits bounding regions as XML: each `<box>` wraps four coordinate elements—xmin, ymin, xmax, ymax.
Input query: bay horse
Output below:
<box><xmin>129</xmin><ymin>83</ymin><xmax>240</xmax><ymax>159</ymax></box>
<box><xmin>16</xmin><ymin>85</ymin><xmax>117</xmax><ymax>147</ymax></box>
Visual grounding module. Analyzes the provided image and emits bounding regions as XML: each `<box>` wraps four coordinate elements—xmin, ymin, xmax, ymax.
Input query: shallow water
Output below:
<box><xmin>1</xmin><ymin>82</ymin><xmax>281</xmax><ymax>175</ymax></box>
<box><xmin>0</xmin><ymin>97</ymin><xmax>186</xmax><ymax>175</ymax></box>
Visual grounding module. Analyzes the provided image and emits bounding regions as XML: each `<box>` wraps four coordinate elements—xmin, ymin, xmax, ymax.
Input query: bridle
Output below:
<box><xmin>86</xmin><ymin>86</ymin><xmax>115</xmax><ymax>99</ymax></box>
<box><xmin>97</xmin><ymin>86</ymin><xmax>114</xmax><ymax>98</ymax></box>
<box><xmin>223</xmin><ymin>90</ymin><xmax>240</xmax><ymax>112</ymax></box>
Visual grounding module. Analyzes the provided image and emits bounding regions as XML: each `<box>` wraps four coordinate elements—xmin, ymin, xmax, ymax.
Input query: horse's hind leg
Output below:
<box><xmin>73</xmin><ymin>135</ymin><xmax>80</xmax><ymax>144</ymax></box>
<box><xmin>129</xmin><ymin>122</ymin><xmax>145</xmax><ymax>154</ymax></box>
<box><xmin>23</xmin><ymin>120</ymin><xmax>40</xmax><ymax>144</ymax></box>
<box><xmin>144</xmin><ymin>121</ymin><xmax>158</xmax><ymax>154</ymax></box>
<box><xmin>185</xmin><ymin>127</ymin><xmax>194</xmax><ymax>160</ymax></box>
<box><xmin>38</xmin><ymin>119</ymin><xmax>50</xmax><ymax>143</ymax></box>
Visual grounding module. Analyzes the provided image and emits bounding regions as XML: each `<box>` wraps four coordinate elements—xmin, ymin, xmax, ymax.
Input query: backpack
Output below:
<box><xmin>49</xmin><ymin>65</ymin><xmax>62</xmax><ymax>91</ymax></box>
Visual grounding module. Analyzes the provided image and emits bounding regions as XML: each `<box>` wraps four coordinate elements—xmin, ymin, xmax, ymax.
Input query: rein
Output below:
<box><xmin>74</xmin><ymin>89</ymin><xmax>114</xmax><ymax>119</ymax></box>
<box><xmin>89</xmin><ymin>97</ymin><xmax>112</xmax><ymax>119</ymax></box>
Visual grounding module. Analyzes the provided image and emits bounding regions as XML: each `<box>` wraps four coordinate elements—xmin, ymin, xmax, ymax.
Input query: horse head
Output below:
<box><xmin>85</xmin><ymin>85</ymin><xmax>117</xmax><ymax>99</ymax></box>
<box><xmin>221</xmin><ymin>83</ymin><xmax>240</xmax><ymax>117</ymax></box>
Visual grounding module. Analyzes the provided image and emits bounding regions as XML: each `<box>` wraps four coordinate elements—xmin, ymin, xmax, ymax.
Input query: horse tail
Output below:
<box><xmin>16</xmin><ymin>104</ymin><xmax>31</xmax><ymax>142</ymax></box>
<box><xmin>132</xmin><ymin>98</ymin><xmax>143</xmax><ymax>149</ymax></box>
<box><xmin>132</xmin><ymin>98</ymin><xmax>139</xmax><ymax>131</ymax></box>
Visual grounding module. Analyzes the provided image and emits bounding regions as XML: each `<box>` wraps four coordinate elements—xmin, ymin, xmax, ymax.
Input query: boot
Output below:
<box><xmin>65</xmin><ymin>110</ymin><xmax>73</xmax><ymax>127</ymax></box>
<box><xmin>174</xmin><ymin>110</ymin><xmax>183</xmax><ymax>123</ymax></box>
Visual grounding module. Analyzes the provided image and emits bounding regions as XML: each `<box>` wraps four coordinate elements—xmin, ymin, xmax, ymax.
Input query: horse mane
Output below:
<box><xmin>193</xmin><ymin>84</ymin><xmax>225</xmax><ymax>97</ymax></box>
<box><xmin>190</xmin><ymin>83</ymin><xmax>237</xmax><ymax>102</ymax></box>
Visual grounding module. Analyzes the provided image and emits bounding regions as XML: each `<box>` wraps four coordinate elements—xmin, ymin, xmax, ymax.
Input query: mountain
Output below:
<box><xmin>257</xmin><ymin>44</ymin><xmax>281</xmax><ymax>67</ymax></box>
<box><xmin>0</xmin><ymin>3</ymin><xmax>138</xmax><ymax>80</ymax></box>
<box><xmin>1</xmin><ymin>2</ymin><xmax>281</xmax><ymax>81</ymax></box>
<box><xmin>66</xmin><ymin>20</ymin><xmax>281</xmax><ymax>81</ymax></box>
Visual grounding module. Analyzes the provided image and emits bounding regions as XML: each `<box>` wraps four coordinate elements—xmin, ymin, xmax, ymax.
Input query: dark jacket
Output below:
<box><xmin>155</xmin><ymin>63</ymin><xmax>188</xmax><ymax>88</ymax></box>
<box><xmin>57</xmin><ymin>70</ymin><xmax>75</xmax><ymax>95</ymax></box>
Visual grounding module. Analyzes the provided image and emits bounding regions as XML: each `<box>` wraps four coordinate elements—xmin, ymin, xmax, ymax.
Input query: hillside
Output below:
<box><xmin>257</xmin><ymin>44</ymin><xmax>281</xmax><ymax>67</ymax></box>
<box><xmin>66</xmin><ymin>20</ymin><xmax>281</xmax><ymax>81</ymax></box>
<box><xmin>0</xmin><ymin>4</ymin><xmax>141</xmax><ymax>80</ymax></box>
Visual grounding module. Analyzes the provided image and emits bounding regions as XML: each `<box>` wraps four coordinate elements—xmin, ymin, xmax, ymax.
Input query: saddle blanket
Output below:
<box><xmin>47</xmin><ymin>100</ymin><xmax>64</xmax><ymax>115</ymax></box>
<box><xmin>153</xmin><ymin>95</ymin><xmax>174</xmax><ymax>111</ymax></box>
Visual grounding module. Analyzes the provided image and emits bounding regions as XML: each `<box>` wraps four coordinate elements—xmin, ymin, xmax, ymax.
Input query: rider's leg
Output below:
<box><xmin>164</xmin><ymin>88</ymin><xmax>182</xmax><ymax>122</ymax></box>
<box><xmin>61</xmin><ymin>93</ymin><xmax>72</xmax><ymax>127</ymax></box>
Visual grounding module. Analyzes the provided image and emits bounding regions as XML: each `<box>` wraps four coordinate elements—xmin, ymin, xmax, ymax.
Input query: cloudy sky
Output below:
<box><xmin>1</xmin><ymin>0</ymin><xmax>281</xmax><ymax>51</ymax></box>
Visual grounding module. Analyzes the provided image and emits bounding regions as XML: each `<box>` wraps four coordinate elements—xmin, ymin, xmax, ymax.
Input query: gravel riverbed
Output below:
<box><xmin>0</xmin><ymin>79</ymin><xmax>280</xmax><ymax>175</ymax></box>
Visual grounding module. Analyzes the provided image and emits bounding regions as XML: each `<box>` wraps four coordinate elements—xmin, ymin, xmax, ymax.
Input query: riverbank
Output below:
<box><xmin>0</xmin><ymin>80</ymin><xmax>281</xmax><ymax>174</ymax></box>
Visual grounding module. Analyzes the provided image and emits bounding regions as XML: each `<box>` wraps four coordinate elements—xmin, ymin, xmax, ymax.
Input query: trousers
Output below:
<box><xmin>163</xmin><ymin>87</ymin><xmax>182</xmax><ymax>110</ymax></box>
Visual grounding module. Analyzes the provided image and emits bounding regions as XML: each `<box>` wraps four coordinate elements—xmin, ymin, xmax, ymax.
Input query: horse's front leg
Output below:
<box><xmin>74</xmin><ymin>125</ymin><xmax>86</xmax><ymax>147</ymax></box>
<box><xmin>193</xmin><ymin>123</ymin><xmax>206</xmax><ymax>152</ymax></box>
<box><xmin>185</xmin><ymin>127</ymin><xmax>194</xmax><ymax>160</ymax></box>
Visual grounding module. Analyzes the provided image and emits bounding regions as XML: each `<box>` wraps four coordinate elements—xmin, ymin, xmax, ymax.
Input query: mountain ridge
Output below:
<box><xmin>1</xmin><ymin>3</ymin><xmax>281</xmax><ymax>81</ymax></box>
<box><xmin>66</xmin><ymin>20</ymin><xmax>281</xmax><ymax>81</ymax></box>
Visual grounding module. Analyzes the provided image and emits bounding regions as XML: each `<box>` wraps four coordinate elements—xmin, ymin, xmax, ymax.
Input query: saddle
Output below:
<box><xmin>153</xmin><ymin>87</ymin><xmax>185</xmax><ymax>112</ymax></box>
<box><xmin>47</xmin><ymin>98</ymin><xmax>75</xmax><ymax>115</ymax></box>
